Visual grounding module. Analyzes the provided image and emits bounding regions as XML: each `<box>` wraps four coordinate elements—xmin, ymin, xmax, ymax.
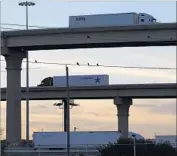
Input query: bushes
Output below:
<box><xmin>98</xmin><ymin>138</ymin><xmax>177</xmax><ymax>156</ymax></box>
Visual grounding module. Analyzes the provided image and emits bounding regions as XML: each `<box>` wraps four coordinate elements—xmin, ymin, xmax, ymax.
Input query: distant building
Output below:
<box><xmin>155</xmin><ymin>135</ymin><xmax>177</xmax><ymax>148</ymax></box>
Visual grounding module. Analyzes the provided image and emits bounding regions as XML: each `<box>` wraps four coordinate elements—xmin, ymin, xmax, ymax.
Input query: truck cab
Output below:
<box><xmin>138</xmin><ymin>13</ymin><xmax>158</xmax><ymax>24</ymax></box>
<box><xmin>37</xmin><ymin>77</ymin><xmax>53</xmax><ymax>87</ymax></box>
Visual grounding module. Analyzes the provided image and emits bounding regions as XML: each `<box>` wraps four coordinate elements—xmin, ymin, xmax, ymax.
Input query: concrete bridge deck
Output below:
<box><xmin>1</xmin><ymin>83</ymin><xmax>177</xmax><ymax>101</ymax></box>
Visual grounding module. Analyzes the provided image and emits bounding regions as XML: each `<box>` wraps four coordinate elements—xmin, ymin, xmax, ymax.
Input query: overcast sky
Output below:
<box><xmin>0</xmin><ymin>0</ymin><xmax>176</xmax><ymax>139</ymax></box>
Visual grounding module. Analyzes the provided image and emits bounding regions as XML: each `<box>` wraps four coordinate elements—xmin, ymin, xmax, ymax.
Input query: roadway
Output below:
<box><xmin>1</xmin><ymin>83</ymin><xmax>177</xmax><ymax>101</ymax></box>
<box><xmin>4</xmin><ymin>147</ymin><xmax>99</xmax><ymax>156</ymax></box>
<box><xmin>1</xmin><ymin>23</ymin><xmax>176</xmax><ymax>51</ymax></box>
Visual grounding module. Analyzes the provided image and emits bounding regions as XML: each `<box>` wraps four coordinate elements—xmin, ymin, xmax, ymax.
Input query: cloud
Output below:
<box><xmin>29</xmin><ymin>119</ymin><xmax>116</xmax><ymax>134</ymax></box>
<box><xmin>30</xmin><ymin>121</ymin><xmax>63</xmax><ymax>130</ymax></box>
<box><xmin>72</xmin><ymin>113</ymin><xmax>116</xmax><ymax>123</ymax></box>
<box><xmin>130</xmin><ymin>107</ymin><xmax>176</xmax><ymax>125</ymax></box>
<box><xmin>23</xmin><ymin>65</ymin><xmax>176</xmax><ymax>81</ymax></box>
<box><xmin>1</xmin><ymin>98</ymin><xmax>176</xmax><ymax>139</ymax></box>
<box><xmin>71</xmin><ymin>120</ymin><xmax>116</xmax><ymax>131</ymax></box>
<box><xmin>134</xmin><ymin>100</ymin><xmax>176</xmax><ymax>115</ymax></box>
<box><xmin>1</xmin><ymin>46</ymin><xmax>176</xmax><ymax>87</ymax></box>
<box><xmin>130</xmin><ymin>123</ymin><xmax>176</xmax><ymax>138</ymax></box>
<box><xmin>86</xmin><ymin>112</ymin><xmax>99</xmax><ymax>116</ymax></box>
<box><xmin>30</xmin><ymin>104</ymin><xmax>48</xmax><ymax>109</ymax></box>
<box><xmin>134</xmin><ymin>99</ymin><xmax>176</xmax><ymax>105</ymax></box>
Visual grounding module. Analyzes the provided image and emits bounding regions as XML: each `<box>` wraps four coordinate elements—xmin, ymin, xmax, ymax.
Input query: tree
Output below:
<box><xmin>98</xmin><ymin>138</ymin><xmax>177</xmax><ymax>156</ymax></box>
<box><xmin>153</xmin><ymin>143</ymin><xmax>177</xmax><ymax>156</ymax></box>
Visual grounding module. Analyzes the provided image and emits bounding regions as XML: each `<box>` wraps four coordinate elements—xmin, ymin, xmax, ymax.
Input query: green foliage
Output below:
<box><xmin>98</xmin><ymin>138</ymin><xmax>177</xmax><ymax>156</ymax></box>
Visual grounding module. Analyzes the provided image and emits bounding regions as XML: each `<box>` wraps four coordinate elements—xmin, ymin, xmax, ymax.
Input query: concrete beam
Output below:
<box><xmin>1</xmin><ymin>83</ymin><xmax>177</xmax><ymax>101</ymax></box>
<box><xmin>1</xmin><ymin>23</ymin><xmax>176</xmax><ymax>51</ymax></box>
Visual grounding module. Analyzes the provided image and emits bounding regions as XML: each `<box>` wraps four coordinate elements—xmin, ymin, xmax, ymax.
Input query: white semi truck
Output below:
<box><xmin>69</xmin><ymin>12</ymin><xmax>158</xmax><ymax>28</ymax></box>
<box><xmin>38</xmin><ymin>74</ymin><xmax>109</xmax><ymax>87</ymax></box>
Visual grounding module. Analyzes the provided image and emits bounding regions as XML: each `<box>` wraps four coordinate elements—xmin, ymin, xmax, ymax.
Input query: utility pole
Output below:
<box><xmin>18</xmin><ymin>1</ymin><xmax>35</xmax><ymax>145</ymax></box>
<box><xmin>54</xmin><ymin>99</ymin><xmax>79</xmax><ymax>132</ymax></box>
<box><xmin>132</xmin><ymin>134</ymin><xmax>136</xmax><ymax>156</ymax></box>
<box><xmin>0</xmin><ymin>1</ymin><xmax>2</xmax><ymax>155</ymax></box>
<box><xmin>66</xmin><ymin>65</ymin><xmax>70</xmax><ymax>156</ymax></box>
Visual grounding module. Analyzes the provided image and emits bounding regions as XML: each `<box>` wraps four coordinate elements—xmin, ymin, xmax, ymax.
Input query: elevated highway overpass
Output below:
<box><xmin>1</xmin><ymin>83</ymin><xmax>177</xmax><ymax>101</ymax></box>
<box><xmin>1</xmin><ymin>23</ymin><xmax>176</xmax><ymax>50</ymax></box>
<box><xmin>2</xmin><ymin>82</ymin><xmax>176</xmax><ymax>141</ymax></box>
<box><xmin>1</xmin><ymin>22</ymin><xmax>177</xmax><ymax>144</ymax></box>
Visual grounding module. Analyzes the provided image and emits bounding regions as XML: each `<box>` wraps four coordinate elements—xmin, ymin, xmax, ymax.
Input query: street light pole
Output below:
<box><xmin>132</xmin><ymin>135</ymin><xmax>136</xmax><ymax>156</ymax></box>
<box><xmin>18</xmin><ymin>1</ymin><xmax>35</xmax><ymax>145</ymax></box>
<box><xmin>0</xmin><ymin>1</ymin><xmax>2</xmax><ymax>155</ymax></box>
<box><xmin>65</xmin><ymin>65</ymin><xmax>71</xmax><ymax>156</ymax></box>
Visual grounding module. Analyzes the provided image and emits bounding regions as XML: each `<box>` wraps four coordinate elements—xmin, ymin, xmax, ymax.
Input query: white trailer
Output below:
<box><xmin>33</xmin><ymin>131</ymin><xmax>144</xmax><ymax>149</ymax></box>
<box><xmin>53</xmin><ymin>74</ymin><xmax>109</xmax><ymax>87</ymax></box>
<box><xmin>69</xmin><ymin>12</ymin><xmax>157</xmax><ymax>28</ymax></box>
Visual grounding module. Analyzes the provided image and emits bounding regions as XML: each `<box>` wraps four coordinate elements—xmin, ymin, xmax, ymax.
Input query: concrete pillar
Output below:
<box><xmin>4</xmin><ymin>50</ymin><xmax>26</xmax><ymax>144</ymax></box>
<box><xmin>114</xmin><ymin>97</ymin><xmax>132</xmax><ymax>138</ymax></box>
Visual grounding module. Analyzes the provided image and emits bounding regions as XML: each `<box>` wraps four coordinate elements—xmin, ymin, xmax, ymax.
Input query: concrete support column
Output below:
<box><xmin>4</xmin><ymin>50</ymin><xmax>26</xmax><ymax>144</ymax></box>
<box><xmin>114</xmin><ymin>97</ymin><xmax>132</xmax><ymax>138</ymax></box>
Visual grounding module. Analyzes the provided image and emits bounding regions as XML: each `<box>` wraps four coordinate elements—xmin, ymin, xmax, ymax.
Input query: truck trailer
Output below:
<box><xmin>33</xmin><ymin>131</ymin><xmax>144</xmax><ymax>149</ymax></box>
<box><xmin>69</xmin><ymin>12</ymin><xmax>157</xmax><ymax>28</ymax></box>
<box><xmin>38</xmin><ymin>74</ymin><xmax>109</xmax><ymax>87</ymax></box>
